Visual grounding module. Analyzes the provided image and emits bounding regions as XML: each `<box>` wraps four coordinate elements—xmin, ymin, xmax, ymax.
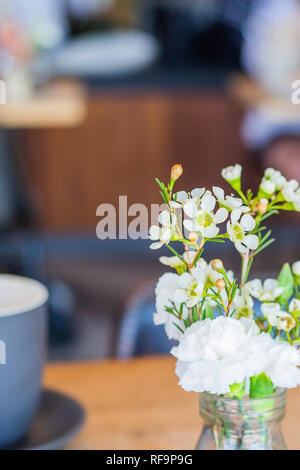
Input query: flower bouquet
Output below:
<box><xmin>149</xmin><ymin>163</ymin><xmax>300</xmax><ymax>450</ymax></box>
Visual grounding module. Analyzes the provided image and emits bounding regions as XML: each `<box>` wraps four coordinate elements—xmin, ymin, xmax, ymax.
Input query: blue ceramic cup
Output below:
<box><xmin>0</xmin><ymin>275</ymin><xmax>48</xmax><ymax>448</ymax></box>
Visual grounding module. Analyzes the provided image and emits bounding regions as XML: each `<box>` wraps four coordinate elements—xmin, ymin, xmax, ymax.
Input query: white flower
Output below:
<box><xmin>259</xmin><ymin>178</ymin><xmax>276</xmax><ymax>196</ymax></box>
<box><xmin>149</xmin><ymin>210</ymin><xmax>177</xmax><ymax>249</ymax></box>
<box><xmin>212</xmin><ymin>186</ymin><xmax>243</xmax><ymax>210</ymax></box>
<box><xmin>221</xmin><ymin>164</ymin><xmax>242</xmax><ymax>183</ymax></box>
<box><xmin>227</xmin><ymin>209</ymin><xmax>258</xmax><ymax>254</ymax></box>
<box><xmin>282</xmin><ymin>180</ymin><xmax>300</xmax><ymax>211</ymax></box>
<box><xmin>172</xmin><ymin>316</ymin><xmax>271</xmax><ymax>394</ymax></box>
<box><xmin>289</xmin><ymin>298</ymin><xmax>300</xmax><ymax>313</ymax></box>
<box><xmin>154</xmin><ymin>273</ymin><xmax>185</xmax><ymax>340</ymax></box>
<box><xmin>232</xmin><ymin>290</ymin><xmax>254</xmax><ymax>319</ymax></box>
<box><xmin>170</xmin><ymin>188</ymin><xmax>205</xmax><ymax>209</ymax></box>
<box><xmin>174</xmin><ymin>269</ymin><xmax>204</xmax><ymax>308</ymax></box>
<box><xmin>183</xmin><ymin>194</ymin><xmax>228</xmax><ymax>239</ymax></box>
<box><xmin>265</xmin><ymin>339</ymin><xmax>300</xmax><ymax>389</ymax></box>
<box><xmin>292</xmin><ymin>261</ymin><xmax>300</xmax><ymax>276</ymax></box>
<box><xmin>245</xmin><ymin>278</ymin><xmax>283</xmax><ymax>302</ymax></box>
<box><xmin>264</xmin><ymin>168</ymin><xmax>286</xmax><ymax>190</ymax></box>
<box><xmin>159</xmin><ymin>255</ymin><xmax>185</xmax><ymax>269</ymax></box>
<box><xmin>261</xmin><ymin>303</ymin><xmax>296</xmax><ymax>331</ymax></box>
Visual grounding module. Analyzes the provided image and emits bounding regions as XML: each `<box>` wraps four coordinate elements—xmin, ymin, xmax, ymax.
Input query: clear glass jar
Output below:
<box><xmin>196</xmin><ymin>389</ymin><xmax>287</xmax><ymax>450</ymax></box>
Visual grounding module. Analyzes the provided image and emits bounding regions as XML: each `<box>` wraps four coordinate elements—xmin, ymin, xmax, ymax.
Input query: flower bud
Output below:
<box><xmin>259</xmin><ymin>178</ymin><xmax>275</xmax><ymax>197</ymax></box>
<box><xmin>256</xmin><ymin>198</ymin><xmax>268</xmax><ymax>214</ymax></box>
<box><xmin>216</xmin><ymin>279</ymin><xmax>226</xmax><ymax>290</ymax></box>
<box><xmin>211</xmin><ymin>259</ymin><xmax>224</xmax><ymax>273</ymax></box>
<box><xmin>171</xmin><ymin>164</ymin><xmax>183</xmax><ymax>181</ymax></box>
<box><xmin>292</xmin><ymin>261</ymin><xmax>300</xmax><ymax>276</ymax></box>
<box><xmin>188</xmin><ymin>232</ymin><xmax>198</xmax><ymax>243</ymax></box>
<box><xmin>221</xmin><ymin>164</ymin><xmax>242</xmax><ymax>191</ymax></box>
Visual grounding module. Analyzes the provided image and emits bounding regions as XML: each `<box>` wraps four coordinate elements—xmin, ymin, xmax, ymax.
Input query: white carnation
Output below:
<box><xmin>171</xmin><ymin>316</ymin><xmax>270</xmax><ymax>394</ymax></box>
<box><xmin>265</xmin><ymin>339</ymin><xmax>300</xmax><ymax>389</ymax></box>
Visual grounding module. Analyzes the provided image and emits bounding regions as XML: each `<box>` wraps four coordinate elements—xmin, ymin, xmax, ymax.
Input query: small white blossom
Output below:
<box><xmin>245</xmin><ymin>278</ymin><xmax>283</xmax><ymax>302</ymax></box>
<box><xmin>259</xmin><ymin>178</ymin><xmax>276</xmax><ymax>196</ymax></box>
<box><xmin>222</xmin><ymin>164</ymin><xmax>242</xmax><ymax>183</ymax></box>
<box><xmin>172</xmin><ymin>316</ymin><xmax>270</xmax><ymax>394</ymax></box>
<box><xmin>183</xmin><ymin>194</ymin><xmax>228</xmax><ymax>239</ymax></box>
<box><xmin>292</xmin><ymin>261</ymin><xmax>300</xmax><ymax>276</ymax></box>
<box><xmin>170</xmin><ymin>188</ymin><xmax>205</xmax><ymax>209</ymax></box>
<box><xmin>264</xmin><ymin>168</ymin><xmax>286</xmax><ymax>190</ymax></box>
<box><xmin>159</xmin><ymin>256</ymin><xmax>184</xmax><ymax>269</ymax></box>
<box><xmin>261</xmin><ymin>303</ymin><xmax>296</xmax><ymax>331</ymax></box>
<box><xmin>232</xmin><ymin>290</ymin><xmax>254</xmax><ymax>319</ymax></box>
<box><xmin>227</xmin><ymin>208</ymin><xmax>258</xmax><ymax>254</ymax></box>
<box><xmin>154</xmin><ymin>273</ymin><xmax>185</xmax><ymax>340</ymax></box>
<box><xmin>289</xmin><ymin>298</ymin><xmax>300</xmax><ymax>314</ymax></box>
<box><xmin>149</xmin><ymin>210</ymin><xmax>177</xmax><ymax>249</ymax></box>
<box><xmin>174</xmin><ymin>269</ymin><xmax>205</xmax><ymax>308</ymax></box>
<box><xmin>282</xmin><ymin>180</ymin><xmax>300</xmax><ymax>211</ymax></box>
<box><xmin>212</xmin><ymin>186</ymin><xmax>243</xmax><ymax>210</ymax></box>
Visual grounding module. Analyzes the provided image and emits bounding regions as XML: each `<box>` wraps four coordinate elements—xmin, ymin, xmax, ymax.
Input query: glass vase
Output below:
<box><xmin>196</xmin><ymin>389</ymin><xmax>287</xmax><ymax>450</ymax></box>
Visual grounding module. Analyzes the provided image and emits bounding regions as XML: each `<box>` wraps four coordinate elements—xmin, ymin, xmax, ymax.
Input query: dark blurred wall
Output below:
<box><xmin>20</xmin><ymin>92</ymin><xmax>260</xmax><ymax>230</ymax></box>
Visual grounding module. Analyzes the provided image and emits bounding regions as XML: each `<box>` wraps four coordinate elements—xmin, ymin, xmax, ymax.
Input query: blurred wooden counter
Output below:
<box><xmin>44</xmin><ymin>356</ymin><xmax>300</xmax><ymax>450</ymax></box>
<box><xmin>0</xmin><ymin>80</ymin><xmax>87</xmax><ymax>128</ymax></box>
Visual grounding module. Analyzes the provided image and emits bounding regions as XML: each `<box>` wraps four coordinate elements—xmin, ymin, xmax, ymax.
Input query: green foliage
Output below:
<box><xmin>228</xmin><ymin>382</ymin><xmax>245</xmax><ymax>399</ymax></box>
<box><xmin>250</xmin><ymin>373</ymin><xmax>274</xmax><ymax>399</ymax></box>
<box><xmin>277</xmin><ymin>263</ymin><xmax>294</xmax><ymax>306</ymax></box>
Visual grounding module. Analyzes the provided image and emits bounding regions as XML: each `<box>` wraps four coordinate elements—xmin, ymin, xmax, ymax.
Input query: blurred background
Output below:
<box><xmin>0</xmin><ymin>0</ymin><xmax>299</xmax><ymax>361</ymax></box>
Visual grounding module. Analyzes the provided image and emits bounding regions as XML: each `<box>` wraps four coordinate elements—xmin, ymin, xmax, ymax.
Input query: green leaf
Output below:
<box><xmin>203</xmin><ymin>303</ymin><xmax>214</xmax><ymax>320</ymax></box>
<box><xmin>250</xmin><ymin>373</ymin><xmax>274</xmax><ymax>399</ymax></box>
<box><xmin>277</xmin><ymin>263</ymin><xmax>294</xmax><ymax>305</ymax></box>
<box><xmin>228</xmin><ymin>382</ymin><xmax>245</xmax><ymax>399</ymax></box>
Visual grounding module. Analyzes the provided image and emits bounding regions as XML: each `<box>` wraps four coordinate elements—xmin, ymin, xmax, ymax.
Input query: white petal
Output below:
<box><xmin>158</xmin><ymin>210</ymin><xmax>171</xmax><ymax>227</ymax></box>
<box><xmin>178</xmin><ymin>272</ymin><xmax>192</xmax><ymax>288</ymax></box>
<box><xmin>153</xmin><ymin>312</ymin><xmax>166</xmax><ymax>325</ymax></box>
<box><xmin>149</xmin><ymin>225</ymin><xmax>160</xmax><ymax>240</ymax></box>
<box><xmin>235</xmin><ymin>242</ymin><xmax>247</xmax><ymax>253</ymax></box>
<box><xmin>191</xmin><ymin>188</ymin><xmax>205</xmax><ymax>199</ymax></box>
<box><xmin>263</xmin><ymin>279</ymin><xmax>278</xmax><ymax>292</ymax></box>
<box><xmin>183</xmin><ymin>201</ymin><xmax>197</xmax><ymax>218</ymax></box>
<box><xmin>201</xmin><ymin>194</ymin><xmax>216</xmax><ymax>212</ymax></box>
<box><xmin>186</xmin><ymin>298</ymin><xmax>197</xmax><ymax>308</ymax></box>
<box><xmin>212</xmin><ymin>186</ymin><xmax>224</xmax><ymax>201</ymax></box>
<box><xmin>183</xmin><ymin>219</ymin><xmax>197</xmax><ymax>232</ymax></box>
<box><xmin>174</xmin><ymin>289</ymin><xmax>188</xmax><ymax>304</ymax></box>
<box><xmin>169</xmin><ymin>201</ymin><xmax>181</xmax><ymax>209</ymax></box>
<box><xmin>214</xmin><ymin>208</ymin><xmax>228</xmax><ymax>224</ymax></box>
<box><xmin>204</xmin><ymin>225</ymin><xmax>219</xmax><ymax>238</ymax></box>
<box><xmin>240</xmin><ymin>214</ymin><xmax>256</xmax><ymax>231</ymax></box>
<box><xmin>161</xmin><ymin>228</ymin><xmax>172</xmax><ymax>242</ymax></box>
<box><xmin>176</xmin><ymin>191</ymin><xmax>188</xmax><ymax>203</ymax></box>
<box><xmin>243</xmin><ymin>234</ymin><xmax>259</xmax><ymax>250</ymax></box>
<box><xmin>150</xmin><ymin>241</ymin><xmax>164</xmax><ymax>250</ymax></box>
<box><xmin>231</xmin><ymin>208</ymin><xmax>243</xmax><ymax>224</ymax></box>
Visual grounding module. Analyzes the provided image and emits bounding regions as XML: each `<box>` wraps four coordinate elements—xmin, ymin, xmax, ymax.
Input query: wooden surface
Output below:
<box><xmin>44</xmin><ymin>356</ymin><xmax>300</xmax><ymax>450</ymax></box>
<box><xmin>0</xmin><ymin>80</ymin><xmax>87</xmax><ymax>128</ymax></box>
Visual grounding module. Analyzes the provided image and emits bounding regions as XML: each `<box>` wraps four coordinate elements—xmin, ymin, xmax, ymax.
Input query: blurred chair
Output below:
<box><xmin>115</xmin><ymin>280</ymin><xmax>175</xmax><ymax>359</ymax></box>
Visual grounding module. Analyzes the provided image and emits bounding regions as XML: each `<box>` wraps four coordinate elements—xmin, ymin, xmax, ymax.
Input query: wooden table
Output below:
<box><xmin>0</xmin><ymin>80</ymin><xmax>87</xmax><ymax>128</ymax></box>
<box><xmin>44</xmin><ymin>356</ymin><xmax>300</xmax><ymax>450</ymax></box>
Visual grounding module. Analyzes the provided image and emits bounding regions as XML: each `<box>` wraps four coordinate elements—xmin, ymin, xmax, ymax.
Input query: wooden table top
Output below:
<box><xmin>0</xmin><ymin>80</ymin><xmax>87</xmax><ymax>128</ymax></box>
<box><xmin>44</xmin><ymin>356</ymin><xmax>300</xmax><ymax>450</ymax></box>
